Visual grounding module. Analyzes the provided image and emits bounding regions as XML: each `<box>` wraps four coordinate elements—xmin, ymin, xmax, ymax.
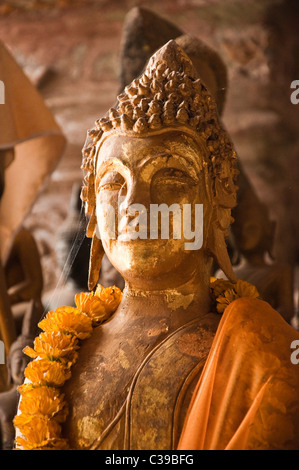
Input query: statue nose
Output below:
<box><xmin>117</xmin><ymin>180</ymin><xmax>149</xmax><ymax>239</ymax></box>
<box><xmin>119</xmin><ymin>178</ymin><xmax>150</xmax><ymax>213</ymax></box>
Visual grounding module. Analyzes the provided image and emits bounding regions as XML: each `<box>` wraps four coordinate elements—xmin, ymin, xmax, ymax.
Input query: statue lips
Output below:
<box><xmin>114</xmin><ymin>208</ymin><xmax>179</xmax><ymax>242</ymax></box>
<box><xmin>116</xmin><ymin>219</ymin><xmax>181</xmax><ymax>243</ymax></box>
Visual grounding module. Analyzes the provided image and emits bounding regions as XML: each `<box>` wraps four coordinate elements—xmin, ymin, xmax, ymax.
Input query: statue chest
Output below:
<box><xmin>62</xmin><ymin>313</ymin><xmax>219</xmax><ymax>450</ymax></box>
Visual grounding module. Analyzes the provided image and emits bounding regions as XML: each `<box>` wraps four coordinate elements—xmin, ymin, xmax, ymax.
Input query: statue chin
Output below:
<box><xmin>101</xmin><ymin>236</ymin><xmax>202</xmax><ymax>288</ymax></box>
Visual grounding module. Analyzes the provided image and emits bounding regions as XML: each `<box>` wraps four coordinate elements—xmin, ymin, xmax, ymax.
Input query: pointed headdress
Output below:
<box><xmin>82</xmin><ymin>40</ymin><xmax>237</xmax><ymax>226</ymax></box>
<box><xmin>80</xmin><ymin>40</ymin><xmax>238</xmax><ymax>288</ymax></box>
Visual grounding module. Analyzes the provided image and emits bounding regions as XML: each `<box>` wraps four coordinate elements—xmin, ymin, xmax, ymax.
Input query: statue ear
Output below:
<box><xmin>208</xmin><ymin>227</ymin><xmax>237</xmax><ymax>282</ymax></box>
<box><xmin>88</xmin><ymin>233</ymin><xmax>105</xmax><ymax>291</ymax></box>
<box><xmin>85</xmin><ymin>207</ymin><xmax>105</xmax><ymax>290</ymax></box>
<box><xmin>206</xmin><ymin>216</ymin><xmax>237</xmax><ymax>283</ymax></box>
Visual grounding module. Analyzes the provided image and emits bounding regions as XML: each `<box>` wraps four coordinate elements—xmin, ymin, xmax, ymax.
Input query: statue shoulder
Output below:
<box><xmin>217</xmin><ymin>296</ymin><xmax>299</xmax><ymax>364</ymax></box>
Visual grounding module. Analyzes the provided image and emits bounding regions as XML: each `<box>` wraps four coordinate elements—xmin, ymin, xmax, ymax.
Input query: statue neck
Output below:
<box><xmin>114</xmin><ymin>270</ymin><xmax>212</xmax><ymax>333</ymax></box>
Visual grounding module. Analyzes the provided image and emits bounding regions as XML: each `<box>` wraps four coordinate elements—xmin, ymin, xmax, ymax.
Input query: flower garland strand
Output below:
<box><xmin>210</xmin><ymin>277</ymin><xmax>260</xmax><ymax>313</ymax></box>
<box><xmin>14</xmin><ymin>284</ymin><xmax>123</xmax><ymax>450</ymax></box>
<box><xmin>14</xmin><ymin>278</ymin><xmax>259</xmax><ymax>450</ymax></box>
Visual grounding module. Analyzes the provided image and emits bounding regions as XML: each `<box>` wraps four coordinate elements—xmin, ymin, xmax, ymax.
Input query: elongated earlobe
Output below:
<box><xmin>88</xmin><ymin>234</ymin><xmax>105</xmax><ymax>291</ymax></box>
<box><xmin>209</xmin><ymin>230</ymin><xmax>237</xmax><ymax>282</ymax></box>
<box><xmin>207</xmin><ymin>219</ymin><xmax>237</xmax><ymax>283</ymax></box>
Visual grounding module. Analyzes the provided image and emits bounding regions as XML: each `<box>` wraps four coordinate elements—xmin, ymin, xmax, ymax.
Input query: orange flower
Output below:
<box><xmin>214</xmin><ymin>279</ymin><xmax>260</xmax><ymax>313</ymax></box>
<box><xmin>234</xmin><ymin>279</ymin><xmax>260</xmax><ymax>299</ymax></box>
<box><xmin>210</xmin><ymin>277</ymin><xmax>234</xmax><ymax>298</ymax></box>
<box><xmin>215</xmin><ymin>288</ymin><xmax>237</xmax><ymax>313</ymax></box>
<box><xmin>14</xmin><ymin>414</ymin><xmax>61</xmax><ymax>443</ymax></box>
<box><xmin>17</xmin><ymin>383</ymin><xmax>37</xmax><ymax>395</ymax></box>
<box><xmin>13</xmin><ymin>284</ymin><xmax>123</xmax><ymax>450</ymax></box>
<box><xmin>24</xmin><ymin>359</ymin><xmax>71</xmax><ymax>387</ymax></box>
<box><xmin>18</xmin><ymin>386</ymin><xmax>67</xmax><ymax>421</ymax></box>
<box><xmin>14</xmin><ymin>414</ymin><xmax>69</xmax><ymax>450</ymax></box>
<box><xmin>24</xmin><ymin>331</ymin><xmax>79</xmax><ymax>366</ymax></box>
<box><xmin>95</xmin><ymin>284</ymin><xmax>123</xmax><ymax>314</ymax></box>
<box><xmin>75</xmin><ymin>292</ymin><xmax>109</xmax><ymax>324</ymax></box>
<box><xmin>38</xmin><ymin>306</ymin><xmax>93</xmax><ymax>340</ymax></box>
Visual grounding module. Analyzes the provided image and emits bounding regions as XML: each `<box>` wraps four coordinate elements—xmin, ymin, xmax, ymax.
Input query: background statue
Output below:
<box><xmin>229</xmin><ymin>188</ymin><xmax>294</xmax><ymax>323</ymax></box>
<box><xmin>119</xmin><ymin>7</ymin><xmax>227</xmax><ymax>115</ymax></box>
<box><xmin>4</xmin><ymin>226</ymin><xmax>44</xmax><ymax>334</ymax></box>
<box><xmin>0</xmin><ymin>40</ymin><xmax>66</xmax><ymax>263</ymax></box>
<box><xmin>0</xmin><ymin>40</ymin><xmax>66</xmax><ymax>449</ymax></box>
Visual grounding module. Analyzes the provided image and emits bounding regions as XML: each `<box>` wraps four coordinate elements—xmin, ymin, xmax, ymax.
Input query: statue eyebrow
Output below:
<box><xmin>138</xmin><ymin>152</ymin><xmax>199</xmax><ymax>181</ymax></box>
<box><xmin>137</xmin><ymin>152</ymin><xmax>172</xmax><ymax>166</ymax></box>
<box><xmin>96</xmin><ymin>157</ymin><xmax>129</xmax><ymax>184</ymax></box>
<box><xmin>98</xmin><ymin>152</ymin><xmax>175</xmax><ymax>172</ymax></box>
<box><xmin>96</xmin><ymin>148</ymin><xmax>201</xmax><ymax>182</ymax></box>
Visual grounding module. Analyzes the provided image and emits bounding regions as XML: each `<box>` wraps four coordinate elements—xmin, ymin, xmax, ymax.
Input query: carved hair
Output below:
<box><xmin>81</xmin><ymin>40</ymin><xmax>238</xmax><ymax>239</ymax></box>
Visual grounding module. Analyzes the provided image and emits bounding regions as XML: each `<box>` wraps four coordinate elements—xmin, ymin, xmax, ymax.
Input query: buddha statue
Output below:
<box><xmin>62</xmin><ymin>40</ymin><xmax>239</xmax><ymax>450</ymax></box>
<box><xmin>103</xmin><ymin>7</ymin><xmax>270</xmax><ymax>290</ymax></box>
<box><xmin>15</xmin><ymin>41</ymin><xmax>299</xmax><ymax>451</ymax></box>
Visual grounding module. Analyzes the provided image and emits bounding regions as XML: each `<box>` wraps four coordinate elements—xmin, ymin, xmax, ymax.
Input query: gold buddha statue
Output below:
<box><xmin>61</xmin><ymin>39</ymin><xmax>238</xmax><ymax>450</ymax></box>
<box><xmin>15</xmin><ymin>41</ymin><xmax>299</xmax><ymax>450</ymax></box>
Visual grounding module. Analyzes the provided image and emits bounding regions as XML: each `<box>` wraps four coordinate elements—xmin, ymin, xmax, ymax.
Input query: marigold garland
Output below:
<box><xmin>14</xmin><ymin>285</ymin><xmax>123</xmax><ymax>450</ymax></box>
<box><xmin>210</xmin><ymin>277</ymin><xmax>260</xmax><ymax>313</ymax></box>
<box><xmin>14</xmin><ymin>279</ymin><xmax>259</xmax><ymax>450</ymax></box>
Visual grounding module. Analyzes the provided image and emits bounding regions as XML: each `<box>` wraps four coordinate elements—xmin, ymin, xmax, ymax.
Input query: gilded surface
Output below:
<box><xmin>62</xmin><ymin>312</ymin><xmax>219</xmax><ymax>449</ymax></box>
<box><xmin>62</xmin><ymin>41</ymin><xmax>239</xmax><ymax>449</ymax></box>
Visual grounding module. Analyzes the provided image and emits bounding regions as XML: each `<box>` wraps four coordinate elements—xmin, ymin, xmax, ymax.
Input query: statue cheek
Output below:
<box><xmin>96</xmin><ymin>191</ymin><xmax>119</xmax><ymax>241</ymax></box>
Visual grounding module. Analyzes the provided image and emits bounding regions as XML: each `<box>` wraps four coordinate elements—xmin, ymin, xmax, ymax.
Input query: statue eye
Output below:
<box><xmin>151</xmin><ymin>167</ymin><xmax>197</xmax><ymax>205</ymax></box>
<box><xmin>98</xmin><ymin>172</ymin><xmax>126</xmax><ymax>193</ymax></box>
<box><xmin>99</xmin><ymin>182</ymin><xmax>123</xmax><ymax>192</ymax></box>
<box><xmin>162</xmin><ymin>168</ymin><xmax>187</xmax><ymax>179</ymax></box>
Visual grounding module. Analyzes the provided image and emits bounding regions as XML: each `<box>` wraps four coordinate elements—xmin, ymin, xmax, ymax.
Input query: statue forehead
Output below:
<box><xmin>96</xmin><ymin>131</ymin><xmax>206</xmax><ymax>171</ymax></box>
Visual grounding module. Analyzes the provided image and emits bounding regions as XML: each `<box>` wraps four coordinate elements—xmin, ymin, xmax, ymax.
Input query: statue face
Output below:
<box><xmin>95</xmin><ymin>131</ymin><xmax>211</xmax><ymax>289</ymax></box>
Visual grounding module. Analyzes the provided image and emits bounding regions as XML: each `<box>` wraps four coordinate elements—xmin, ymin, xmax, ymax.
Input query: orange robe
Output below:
<box><xmin>178</xmin><ymin>297</ymin><xmax>299</xmax><ymax>450</ymax></box>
